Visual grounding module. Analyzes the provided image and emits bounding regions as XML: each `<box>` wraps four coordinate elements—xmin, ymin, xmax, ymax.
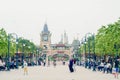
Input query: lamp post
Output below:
<box><xmin>22</xmin><ymin>43</ymin><xmax>25</xmax><ymax>68</ymax></box>
<box><xmin>7</xmin><ymin>33</ymin><xmax>18</xmax><ymax>71</ymax></box>
<box><xmin>81</xmin><ymin>37</ymin><xmax>86</xmax><ymax>60</ymax></box>
<box><xmin>88</xmin><ymin>37</ymin><xmax>90</xmax><ymax>62</ymax></box>
<box><xmin>28</xmin><ymin>44</ymin><xmax>33</xmax><ymax>64</ymax></box>
<box><xmin>16</xmin><ymin>38</ymin><xmax>19</xmax><ymax>69</ymax></box>
<box><xmin>85</xmin><ymin>33</ymin><xmax>95</xmax><ymax>60</ymax></box>
<box><xmin>92</xmin><ymin>34</ymin><xmax>95</xmax><ymax>61</ymax></box>
<box><xmin>82</xmin><ymin>33</ymin><xmax>95</xmax><ymax>68</ymax></box>
<box><xmin>81</xmin><ymin>37</ymin><xmax>87</xmax><ymax>68</ymax></box>
<box><xmin>32</xmin><ymin>45</ymin><xmax>34</xmax><ymax>64</ymax></box>
<box><xmin>92</xmin><ymin>34</ymin><xmax>96</xmax><ymax>71</ymax></box>
<box><xmin>85</xmin><ymin>33</ymin><xmax>92</xmax><ymax>61</ymax></box>
<box><xmin>28</xmin><ymin>46</ymin><xmax>31</xmax><ymax>64</ymax></box>
<box><xmin>7</xmin><ymin>34</ymin><xmax>10</xmax><ymax>71</ymax></box>
<box><xmin>84</xmin><ymin>38</ymin><xmax>87</xmax><ymax>68</ymax></box>
<box><xmin>36</xmin><ymin>49</ymin><xmax>39</xmax><ymax>65</ymax></box>
<box><xmin>78</xmin><ymin>45</ymin><xmax>81</xmax><ymax>66</ymax></box>
<box><xmin>12</xmin><ymin>33</ymin><xmax>19</xmax><ymax>69</ymax></box>
<box><xmin>30</xmin><ymin>39</ymin><xmax>34</xmax><ymax>64</ymax></box>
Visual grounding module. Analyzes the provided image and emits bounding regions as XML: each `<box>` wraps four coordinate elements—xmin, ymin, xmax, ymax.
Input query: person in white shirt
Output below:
<box><xmin>23</xmin><ymin>60</ymin><xmax>28</xmax><ymax>75</ymax></box>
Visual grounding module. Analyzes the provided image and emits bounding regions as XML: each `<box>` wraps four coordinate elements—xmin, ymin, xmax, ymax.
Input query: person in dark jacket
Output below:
<box><xmin>114</xmin><ymin>58</ymin><xmax>119</xmax><ymax>79</ymax></box>
<box><xmin>68</xmin><ymin>58</ymin><xmax>74</xmax><ymax>72</ymax></box>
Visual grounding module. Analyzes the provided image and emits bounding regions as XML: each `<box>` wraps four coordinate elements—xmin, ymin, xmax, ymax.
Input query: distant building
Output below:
<box><xmin>40</xmin><ymin>23</ymin><xmax>73</xmax><ymax>61</ymax></box>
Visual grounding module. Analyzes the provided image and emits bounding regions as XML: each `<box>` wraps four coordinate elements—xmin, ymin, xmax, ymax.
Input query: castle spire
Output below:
<box><xmin>42</xmin><ymin>22</ymin><xmax>49</xmax><ymax>33</ymax></box>
<box><xmin>61</xmin><ymin>34</ymin><xmax>63</xmax><ymax>43</ymax></box>
<box><xmin>64</xmin><ymin>30</ymin><xmax>68</xmax><ymax>44</ymax></box>
<box><xmin>59</xmin><ymin>34</ymin><xmax>63</xmax><ymax>44</ymax></box>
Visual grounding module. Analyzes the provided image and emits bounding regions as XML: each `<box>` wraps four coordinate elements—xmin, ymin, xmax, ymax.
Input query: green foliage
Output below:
<box><xmin>18</xmin><ymin>37</ymin><xmax>37</xmax><ymax>54</ymax></box>
<box><xmin>0</xmin><ymin>28</ymin><xmax>38</xmax><ymax>57</ymax></box>
<box><xmin>80</xmin><ymin>18</ymin><xmax>120</xmax><ymax>57</ymax></box>
<box><xmin>95</xmin><ymin>18</ymin><xmax>120</xmax><ymax>56</ymax></box>
<box><xmin>0</xmin><ymin>28</ymin><xmax>7</xmax><ymax>56</ymax></box>
<box><xmin>1</xmin><ymin>18</ymin><xmax>120</xmax><ymax>58</ymax></box>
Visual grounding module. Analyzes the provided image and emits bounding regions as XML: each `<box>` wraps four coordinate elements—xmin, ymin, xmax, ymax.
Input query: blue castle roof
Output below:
<box><xmin>42</xmin><ymin>23</ymin><xmax>49</xmax><ymax>33</ymax></box>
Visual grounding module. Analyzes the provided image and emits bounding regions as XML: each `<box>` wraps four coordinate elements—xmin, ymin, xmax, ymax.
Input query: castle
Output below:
<box><xmin>40</xmin><ymin>23</ymin><xmax>72</xmax><ymax>61</ymax></box>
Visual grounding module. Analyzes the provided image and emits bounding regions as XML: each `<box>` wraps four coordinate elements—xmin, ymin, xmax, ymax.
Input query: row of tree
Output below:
<box><xmin>1</xmin><ymin>18</ymin><xmax>120</xmax><ymax>58</ymax></box>
<box><xmin>80</xmin><ymin>18</ymin><xmax>120</xmax><ymax>57</ymax></box>
<box><xmin>0</xmin><ymin>28</ymin><xmax>38</xmax><ymax>57</ymax></box>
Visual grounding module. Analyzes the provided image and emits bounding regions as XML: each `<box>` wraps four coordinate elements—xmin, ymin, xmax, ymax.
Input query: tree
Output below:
<box><xmin>95</xmin><ymin>18</ymin><xmax>120</xmax><ymax>57</ymax></box>
<box><xmin>17</xmin><ymin>37</ymin><xmax>36</xmax><ymax>55</ymax></box>
<box><xmin>0</xmin><ymin>28</ymin><xmax>7</xmax><ymax>56</ymax></box>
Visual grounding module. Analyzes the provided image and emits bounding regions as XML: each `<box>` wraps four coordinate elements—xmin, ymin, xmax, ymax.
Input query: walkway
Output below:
<box><xmin>0</xmin><ymin>64</ymin><xmax>119</xmax><ymax>80</ymax></box>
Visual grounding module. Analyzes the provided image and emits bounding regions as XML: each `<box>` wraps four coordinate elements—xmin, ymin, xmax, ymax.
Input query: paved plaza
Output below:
<box><xmin>0</xmin><ymin>63</ymin><xmax>119</xmax><ymax>80</ymax></box>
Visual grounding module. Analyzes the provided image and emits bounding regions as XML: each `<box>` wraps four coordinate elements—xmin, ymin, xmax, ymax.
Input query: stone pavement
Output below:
<box><xmin>0</xmin><ymin>64</ymin><xmax>119</xmax><ymax>80</ymax></box>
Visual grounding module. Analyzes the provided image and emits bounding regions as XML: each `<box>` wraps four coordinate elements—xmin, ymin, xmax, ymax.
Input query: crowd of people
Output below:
<box><xmin>0</xmin><ymin>59</ymin><xmax>5</xmax><ymax>71</ymax></box>
<box><xmin>0</xmin><ymin>56</ymin><xmax>120</xmax><ymax>79</ymax></box>
<box><xmin>68</xmin><ymin>56</ymin><xmax>120</xmax><ymax>79</ymax></box>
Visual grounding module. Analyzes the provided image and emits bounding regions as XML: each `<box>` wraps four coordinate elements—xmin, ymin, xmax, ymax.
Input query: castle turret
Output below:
<box><xmin>40</xmin><ymin>23</ymin><xmax>51</xmax><ymax>50</ymax></box>
<box><xmin>64</xmin><ymin>31</ymin><xmax>68</xmax><ymax>44</ymax></box>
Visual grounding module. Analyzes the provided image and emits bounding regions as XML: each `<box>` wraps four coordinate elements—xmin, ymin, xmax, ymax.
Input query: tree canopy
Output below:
<box><xmin>80</xmin><ymin>18</ymin><xmax>120</xmax><ymax>57</ymax></box>
<box><xmin>0</xmin><ymin>28</ymin><xmax>38</xmax><ymax>57</ymax></box>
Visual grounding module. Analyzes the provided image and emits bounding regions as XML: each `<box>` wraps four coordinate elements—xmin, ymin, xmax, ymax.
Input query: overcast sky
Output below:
<box><xmin>0</xmin><ymin>0</ymin><xmax>120</xmax><ymax>45</ymax></box>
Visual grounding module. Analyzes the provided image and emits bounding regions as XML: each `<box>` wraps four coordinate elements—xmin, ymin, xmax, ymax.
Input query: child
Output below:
<box><xmin>23</xmin><ymin>60</ymin><xmax>28</xmax><ymax>75</ymax></box>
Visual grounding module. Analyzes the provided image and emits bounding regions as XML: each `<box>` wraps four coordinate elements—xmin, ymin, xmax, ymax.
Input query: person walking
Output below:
<box><xmin>114</xmin><ymin>58</ymin><xmax>119</xmax><ymax>79</ymax></box>
<box><xmin>23</xmin><ymin>60</ymin><xmax>28</xmax><ymax>75</ymax></box>
<box><xmin>53</xmin><ymin>60</ymin><xmax>56</xmax><ymax>67</ymax></box>
<box><xmin>68</xmin><ymin>58</ymin><xmax>74</xmax><ymax>73</ymax></box>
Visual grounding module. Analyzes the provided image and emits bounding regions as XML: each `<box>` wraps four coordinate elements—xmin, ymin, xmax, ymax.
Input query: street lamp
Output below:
<box><xmin>81</xmin><ymin>37</ymin><xmax>86</xmax><ymax>60</ymax></box>
<box><xmin>13</xmin><ymin>33</ymin><xmax>19</xmax><ymax>69</ymax></box>
<box><xmin>92</xmin><ymin>34</ymin><xmax>96</xmax><ymax>71</ymax></box>
<box><xmin>84</xmin><ymin>38</ymin><xmax>87</xmax><ymax>68</ymax></box>
<box><xmin>7</xmin><ymin>33</ymin><xmax>18</xmax><ymax>71</ymax></box>
<box><xmin>28</xmin><ymin>46</ymin><xmax>31</xmax><ymax>63</ymax></box>
<box><xmin>22</xmin><ymin>43</ymin><xmax>25</xmax><ymax>68</ymax></box>
<box><xmin>85</xmin><ymin>33</ymin><xmax>96</xmax><ymax>70</ymax></box>
<box><xmin>7</xmin><ymin>34</ymin><xmax>10</xmax><ymax>71</ymax></box>
<box><xmin>79</xmin><ymin>43</ymin><xmax>81</xmax><ymax>65</ymax></box>
<box><xmin>29</xmin><ymin>39</ymin><xmax>35</xmax><ymax>63</ymax></box>
<box><xmin>16</xmin><ymin>38</ymin><xmax>19</xmax><ymax>69</ymax></box>
<box><xmin>85</xmin><ymin>33</ymin><xmax>95</xmax><ymax>60</ymax></box>
<box><xmin>81</xmin><ymin>33</ymin><xmax>95</xmax><ymax>68</ymax></box>
<box><xmin>36</xmin><ymin>49</ymin><xmax>39</xmax><ymax>65</ymax></box>
<box><xmin>92</xmin><ymin>34</ymin><xmax>95</xmax><ymax>61</ymax></box>
<box><xmin>81</xmin><ymin>37</ymin><xmax>87</xmax><ymax>68</ymax></box>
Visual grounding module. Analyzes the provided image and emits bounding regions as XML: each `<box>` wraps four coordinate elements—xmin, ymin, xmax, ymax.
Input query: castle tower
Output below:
<box><xmin>40</xmin><ymin>23</ymin><xmax>51</xmax><ymax>50</ymax></box>
<box><xmin>59</xmin><ymin>34</ymin><xmax>63</xmax><ymax>44</ymax></box>
<box><xmin>64</xmin><ymin>31</ymin><xmax>68</xmax><ymax>44</ymax></box>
